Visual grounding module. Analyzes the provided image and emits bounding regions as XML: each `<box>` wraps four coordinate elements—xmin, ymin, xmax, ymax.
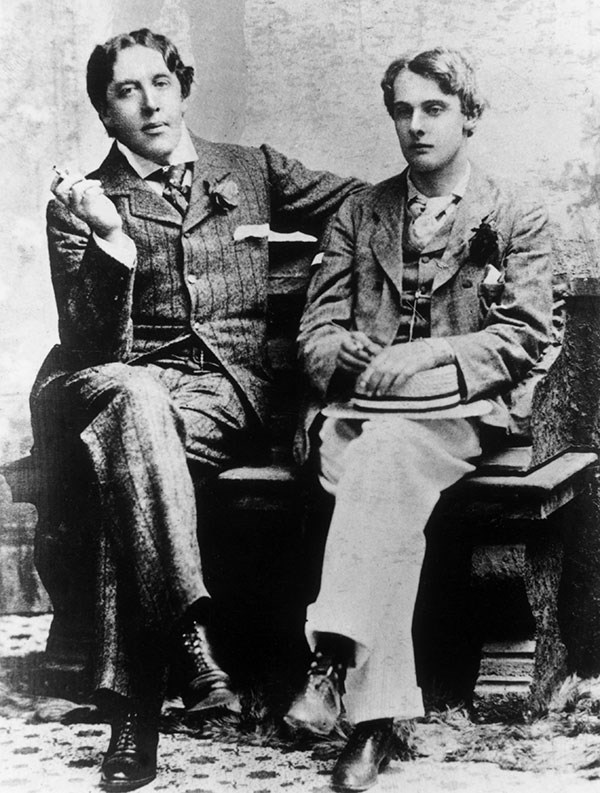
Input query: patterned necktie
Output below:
<box><xmin>406</xmin><ymin>193</ymin><xmax>460</xmax><ymax>252</ymax></box>
<box><xmin>150</xmin><ymin>164</ymin><xmax>191</xmax><ymax>214</ymax></box>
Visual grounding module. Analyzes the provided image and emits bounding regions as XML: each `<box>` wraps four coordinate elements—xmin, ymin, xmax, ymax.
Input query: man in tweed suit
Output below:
<box><xmin>31</xmin><ymin>28</ymin><xmax>362</xmax><ymax>791</ymax></box>
<box><xmin>285</xmin><ymin>48</ymin><xmax>553</xmax><ymax>791</ymax></box>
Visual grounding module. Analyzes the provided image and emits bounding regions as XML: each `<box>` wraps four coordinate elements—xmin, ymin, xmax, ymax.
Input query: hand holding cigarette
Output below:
<box><xmin>337</xmin><ymin>330</ymin><xmax>385</xmax><ymax>374</ymax></box>
<box><xmin>51</xmin><ymin>165</ymin><xmax>123</xmax><ymax>241</ymax></box>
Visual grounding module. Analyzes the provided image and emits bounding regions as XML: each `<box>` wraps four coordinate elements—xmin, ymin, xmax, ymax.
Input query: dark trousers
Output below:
<box><xmin>31</xmin><ymin>353</ymin><xmax>265</xmax><ymax>706</ymax></box>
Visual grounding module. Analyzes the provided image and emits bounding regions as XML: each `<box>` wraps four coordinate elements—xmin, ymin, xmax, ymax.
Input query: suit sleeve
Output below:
<box><xmin>260</xmin><ymin>143</ymin><xmax>365</xmax><ymax>237</ymax></box>
<box><xmin>444</xmin><ymin>195</ymin><xmax>554</xmax><ymax>401</ymax></box>
<box><xmin>47</xmin><ymin>198</ymin><xmax>135</xmax><ymax>362</ymax></box>
<box><xmin>297</xmin><ymin>197</ymin><xmax>359</xmax><ymax>397</ymax></box>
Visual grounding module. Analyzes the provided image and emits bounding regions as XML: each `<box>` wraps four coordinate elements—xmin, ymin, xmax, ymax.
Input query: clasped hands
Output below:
<box><xmin>51</xmin><ymin>167</ymin><xmax>123</xmax><ymax>243</ymax></box>
<box><xmin>337</xmin><ymin>331</ymin><xmax>436</xmax><ymax>397</ymax></box>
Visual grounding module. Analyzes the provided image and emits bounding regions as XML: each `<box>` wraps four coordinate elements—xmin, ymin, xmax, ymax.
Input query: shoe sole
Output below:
<box><xmin>186</xmin><ymin>689</ymin><xmax>241</xmax><ymax>714</ymax></box>
<box><xmin>100</xmin><ymin>770</ymin><xmax>156</xmax><ymax>791</ymax></box>
<box><xmin>331</xmin><ymin>753</ymin><xmax>391</xmax><ymax>791</ymax></box>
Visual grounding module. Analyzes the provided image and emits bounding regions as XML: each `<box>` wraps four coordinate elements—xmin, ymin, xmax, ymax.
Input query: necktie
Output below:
<box><xmin>150</xmin><ymin>164</ymin><xmax>191</xmax><ymax>214</ymax></box>
<box><xmin>406</xmin><ymin>194</ymin><xmax>460</xmax><ymax>252</ymax></box>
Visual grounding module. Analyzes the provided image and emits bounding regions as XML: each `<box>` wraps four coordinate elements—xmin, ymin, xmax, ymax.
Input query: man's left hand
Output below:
<box><xmin>356</xmin><ymin>342</ymin><xmax>436</xmax><ymax>397</ymax></box>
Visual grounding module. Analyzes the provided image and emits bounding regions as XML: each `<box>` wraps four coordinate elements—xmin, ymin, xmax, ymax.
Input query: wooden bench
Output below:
<box><xmin>1</xmin><ymin>245</ymin><xmax>598</xmax><ymax>718</ymax></box>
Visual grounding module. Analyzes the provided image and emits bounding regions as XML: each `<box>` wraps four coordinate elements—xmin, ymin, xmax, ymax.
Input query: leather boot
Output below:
<box><xmin>331</xmin><ymin>718</ymin><xmax>396</xmax><ymax>791</ymax></box>
<box><xmin>100</xmin><ymin>704</ymin><xmax>158</xmax><ymax>791</ymax></box>
<box><xmin>284</xmin><ymin>649</ymin><xmax>346</xmax><ymax>736</ymax></box>
<box><xmin>177</xmin><ymin>619</ymin><xmax>240</xmax><ymax>713</ymax></box>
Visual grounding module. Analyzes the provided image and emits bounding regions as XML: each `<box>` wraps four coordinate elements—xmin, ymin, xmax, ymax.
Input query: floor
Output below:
<box><xmin>1</xmin><ymin>614</ymin><xmax>600</xmax><ymax>793</ymax></box>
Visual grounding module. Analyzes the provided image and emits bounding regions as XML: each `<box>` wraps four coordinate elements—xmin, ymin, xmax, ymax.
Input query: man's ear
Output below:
<box><xmin>463</xmin><ymin>114</ymin><xmax>477</xmax><ymax>136</ymax></box>
<box><xmin>98</xmin><ymin>108</ymin><xmax>115</xmax><ymax>138</ymax></box>
<box><xmin>99</xmin><ymin>104</ymin><xmax>111</xmax><ymax>127</ymax></box>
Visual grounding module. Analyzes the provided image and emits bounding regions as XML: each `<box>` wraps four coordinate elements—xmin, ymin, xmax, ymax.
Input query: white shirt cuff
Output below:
<box><xmin>93</xmin><ymin>232</ymin><xmax>136</xmax><ymax>269</ymax></box>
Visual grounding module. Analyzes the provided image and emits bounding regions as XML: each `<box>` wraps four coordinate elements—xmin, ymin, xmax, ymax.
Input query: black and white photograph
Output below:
<box><xmin>1</xmin><ymin>1</ymin><xmax>600</xmax><ymax>791</ymax></box>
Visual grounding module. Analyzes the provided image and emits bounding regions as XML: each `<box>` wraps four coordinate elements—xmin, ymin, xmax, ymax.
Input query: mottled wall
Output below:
<box><xmin>243</xmin><ymin>0</ymin><xmax>600</xmax><ymax>275</ymax></box>
<box><xmin>1</xmin><ymin>0</ymin><xmax>600</xmax><ymax>458</ymax></box>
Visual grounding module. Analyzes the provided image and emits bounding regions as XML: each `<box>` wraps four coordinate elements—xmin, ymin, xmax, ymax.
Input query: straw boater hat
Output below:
<box><xmin>323</xmin><ymin>364</ymin><xmax>491</xmax><ymax>421</ymax></box>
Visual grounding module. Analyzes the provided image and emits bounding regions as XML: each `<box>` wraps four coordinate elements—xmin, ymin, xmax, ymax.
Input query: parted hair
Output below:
<box><xmin>381</xmin><ymin>48</ymin><xmax>486</xmax><ymax>134</ymax></box>
<box><xmin>86</xmin><ymin>28</ymin><xmax>194</xmax><ymax>113</ymax></box>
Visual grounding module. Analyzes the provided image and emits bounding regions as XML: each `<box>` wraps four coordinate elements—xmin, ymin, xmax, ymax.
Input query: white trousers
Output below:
<box><xmin>306</xmin><ymin>415</ymin><xmax>481</xmax><ymax>723</ymax></box>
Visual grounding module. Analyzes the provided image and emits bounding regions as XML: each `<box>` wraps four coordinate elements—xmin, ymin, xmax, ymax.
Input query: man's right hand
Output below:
<box><xmin>336</xmin><ymin>331</ymin><xmax>385</xmax><ymax>373</ymax></box>
<box><xmin>51</xmin><ymin>168</ymin><xmax>123</xmax><ymax>242</ymax></box>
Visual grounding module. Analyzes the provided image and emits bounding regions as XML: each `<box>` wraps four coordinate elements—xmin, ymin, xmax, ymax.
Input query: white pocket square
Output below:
<box><xmin>234</xmin><ymin>225</ymin><xmax>318</xmax><ymax>243</ymax></box>
<box><xmin>234</xmin><ymin>224</ymin><xmax>270</xmax><ymax>241</ymax></box>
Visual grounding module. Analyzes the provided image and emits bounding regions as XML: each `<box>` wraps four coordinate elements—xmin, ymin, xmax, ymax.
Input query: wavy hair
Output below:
<box><xmin>86</xmin><ymin>28</ymin><xmax>194</xmax><ymax>115</ymax></box>
<box><xmin>381</xmin><ymin>48</ymin><xmax>486</xmax><ymax>135</ymax></box>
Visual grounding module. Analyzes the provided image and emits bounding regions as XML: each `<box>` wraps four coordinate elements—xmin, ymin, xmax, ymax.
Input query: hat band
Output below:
<box><xmin>352</xmin><ymin>387</ymin><xmax>460</xmax><ymax>413</ymax></box>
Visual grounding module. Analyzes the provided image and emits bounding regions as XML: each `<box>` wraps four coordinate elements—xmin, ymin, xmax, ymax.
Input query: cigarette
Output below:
<box><xmin>52</xmin><ymin>165</ymin><xmax>69</xmax><ymax>182</ymax></box>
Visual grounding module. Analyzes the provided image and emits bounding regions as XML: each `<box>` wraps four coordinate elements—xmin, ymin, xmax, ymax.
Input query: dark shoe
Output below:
<box><xmin>178</xmin><ymin>619</ymin><xmax>240</xmax><ymax>713</ymax></box>
<box><xmin>331</xmin><ymin>718</ymin><xmax>395</xmax><ymax>791</ymax></box>
<box><xmin>100</xmin><ymin>708</ymin><xmax>158</xmax><ymax>791</ymax></box>
<box><xmin>283</xmin><ymin>651</ymin><xmax>346</xmax><ymax>736</ymax></box>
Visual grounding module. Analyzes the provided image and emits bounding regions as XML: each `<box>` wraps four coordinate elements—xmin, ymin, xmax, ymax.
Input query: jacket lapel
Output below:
<box><xmin>432</xmin><ymin>165</ymin><xmax>496</xmax><ymax>292</ymax></box>
<box><xmin>98</xmin><ymin>144</ymin><xmax>183</xmax><ymax>226</ymax></box>
<box><xmin>183</xmin><ymin>135</ymin><xmax>236</xmax><ymax>233</ymax></box>
<box><xmin>369</xmin><ymin>172</ymin><xmax>407</xmax><ymax>296</ymax></box>
<box><xmin>99</xmin><ymin>138</ymin><xmax>236</xmax><ymax>231</ymax></box>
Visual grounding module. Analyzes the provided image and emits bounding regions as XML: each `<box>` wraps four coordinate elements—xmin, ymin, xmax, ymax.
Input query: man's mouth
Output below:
<box><xmin>142</xmin><ymin>122</ymin><xmax>167</xmax><ymax>132</ymax></box>
<box><xmin>410</xmin><ymin>143</ymin><xmax>432</xmax><ymax>151</ymax></box>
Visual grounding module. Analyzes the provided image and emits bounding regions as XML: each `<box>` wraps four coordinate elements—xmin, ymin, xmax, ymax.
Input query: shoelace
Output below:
<box><xmin>307</xmin><ymin>652</ymin><xmax>346</xmax><ymax>694</ymax></box>
<box><xmin>182</xmin><ymin>632</ymin><xmax>211</xmax><ymax>670</ymax></box>
<box><xmin>114</xmin><ymin>712</ymin><xmax>137</xmax><ymax>752</ymax></box>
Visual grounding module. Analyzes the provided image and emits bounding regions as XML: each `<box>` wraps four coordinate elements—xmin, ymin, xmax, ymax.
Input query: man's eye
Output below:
<box><xmin>394</xmin><ymin>107</ymin><xmax>411</xmax><ymax>120</ymax></box>
<box><xmin>117</xmin><ymin>86</ymin><xmax>135</xmax><ymax>98</ymax></box>
<box><xmin>155</xmin><ymin>79</ymin><xmax>171</xmax><ymax>88</ymax></box>
<box><xmin>426</xmin><ymin>105</ymin><xmax>444</xmax><ymax>116</ymax></box>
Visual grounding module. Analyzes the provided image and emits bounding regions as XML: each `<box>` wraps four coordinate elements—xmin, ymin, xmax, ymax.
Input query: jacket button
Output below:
<box><xmin>192</xmin><ymin>322</ymin><xmax>201</xmax><ymax>332</ymax></box>
<box><xmin>187</xmin><ymin>274</ymin><xmax>197</xmax><ymax>284</ymax></box>
<box><xmin>421</xmin><ymin>256</ymin><xmax>430</xmax><ymax>264</ymax></box>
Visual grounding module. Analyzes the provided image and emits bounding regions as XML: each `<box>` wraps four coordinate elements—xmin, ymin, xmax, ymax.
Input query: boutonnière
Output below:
<box><xmin>468</xmin><ymin>215</ymin><xmax>502</xmax><ymax>267</ymax></box>
<box><xmin>205</xmin><ymin>173</ymin><xmax>240</xmax><ymax>213</ymax></box>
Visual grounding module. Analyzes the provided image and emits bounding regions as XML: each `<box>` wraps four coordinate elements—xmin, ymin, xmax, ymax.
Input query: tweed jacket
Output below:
<box><xmin>296</xmin><ymin>165</ymin><xmax>554</xmax><ymax>459</ymax></box>
<box><xmin>32</xmin><ymin>134</ymin><xmax>363</xmax><ymax>424</ymax></box>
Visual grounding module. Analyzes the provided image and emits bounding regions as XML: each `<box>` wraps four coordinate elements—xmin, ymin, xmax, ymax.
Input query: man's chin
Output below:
<box><xmin>406</xmin><ymin>156</ymin><xmax>438</xmax><ymax>173</ymax></box>
<box><xmin>134</xmin><ymin>142</ymin><xmax>177</xmax><ymax>163</ymax></box>
<box><xmin>125</xmin><ymin>129</ymin><xmax>182</xmax><ymax>163</ymax></box>
<box><xmin>404</xmin><ymin>152</ymin><xmax>440</xmax><ymax>173</ymax></box>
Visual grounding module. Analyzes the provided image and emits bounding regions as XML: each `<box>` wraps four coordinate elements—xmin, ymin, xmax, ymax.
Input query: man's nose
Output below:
<box><xmin>409</xmin><ymin>110</ymin><xmax>425</xmax><ymax>136</ymax></box>
<box><xmin>141</xmin><ymin>87</ymin><xmax>160</xmax><ymax>114</ymax></box>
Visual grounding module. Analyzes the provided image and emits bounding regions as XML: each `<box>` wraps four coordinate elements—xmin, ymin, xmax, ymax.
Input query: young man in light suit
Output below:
<box><xmin>32</xmin><ymin>28</ymin><xmax>363</xmax><ymax>791</ymax></box>
<box><xmin>286</xmin><ymin>48</ymin><xmax>553</xmax><ymax>791</ymax></box>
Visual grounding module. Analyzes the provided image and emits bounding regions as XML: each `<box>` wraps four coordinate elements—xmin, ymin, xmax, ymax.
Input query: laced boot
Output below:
<box><xmin>100</xmin><ymin>705</ymin><xmax>158</xmax><ymax>791</ymax></box>
<box><xmin>284</xmin><ymin>649</ymin><xmax>346</xmax><ymax>736</ymax></box>
<box><xmin>177</xmin><ymin>619</ymin><xmax>240</xmax><ymax>713</ymax></box>
<box><xmin>331</xmin><ymin>718</ymin><xmax>396</xmax><ymax>791</ymax></box>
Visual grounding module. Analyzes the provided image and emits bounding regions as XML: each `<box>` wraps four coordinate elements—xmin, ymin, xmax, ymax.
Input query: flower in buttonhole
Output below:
<box><xmin>468</xmin><ymin>214</ymin><xmax>502</xmax><ymax>267</ymax></box>
<box><xmin>205</xmin><ymin>173</ymin><xmax>240</xmax><ymax>212</ymax></box>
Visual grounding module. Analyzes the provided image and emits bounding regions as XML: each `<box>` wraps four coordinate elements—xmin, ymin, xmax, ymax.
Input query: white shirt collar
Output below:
<box><xmin>116</xmin><ymin>125</ymin><xmax>198</xmax><ymax>179</ymax></box>
<box><xmin>407</xmin><ymin>161</ymin><xmax>472</xmax><ymax>205</ymax></box>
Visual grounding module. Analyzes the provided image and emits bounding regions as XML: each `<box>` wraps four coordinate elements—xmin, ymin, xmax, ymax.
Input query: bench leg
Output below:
<box><xmin>524</xmin><ymin>518</ymin><xmax>568</xmax><ymax>715</ymax></box>
<box><xmin>556</xmin><ymin>485</ymin><xmax>600</xmax><ymax>679</ymax></box>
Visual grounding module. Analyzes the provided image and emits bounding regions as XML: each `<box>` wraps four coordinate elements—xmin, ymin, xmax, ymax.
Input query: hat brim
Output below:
<box><xmin>322</xmin><ymin>399</ymin><xmax>493</xmax><ymax>421</ymax></box>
